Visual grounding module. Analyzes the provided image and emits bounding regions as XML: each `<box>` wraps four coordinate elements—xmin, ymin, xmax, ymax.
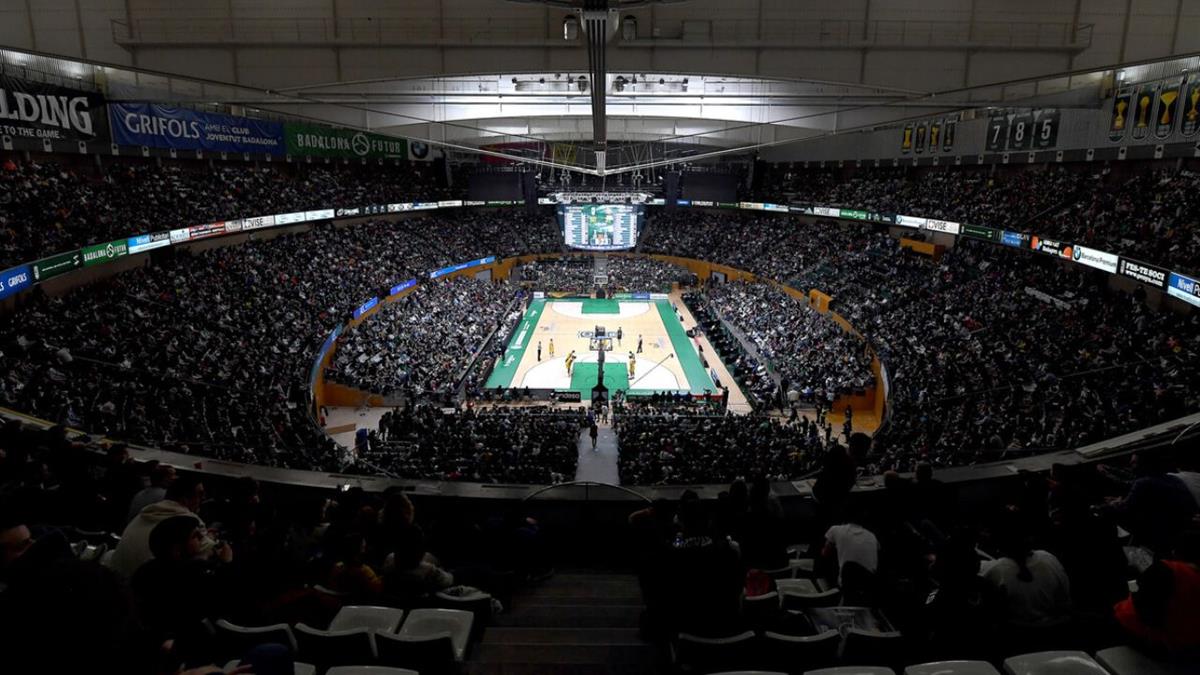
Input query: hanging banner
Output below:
<box><xmin>1183</xmin><ymin>78</ymin><xmax>1200</xmax><ymax>136</ymax></box>
<box><xmin>914</xmin><ymin>122</ymin><xmax>927</xmax><ymax>154</ymax></box>
<box><xmin>1131</xmin><ymin>84</ymin><xmax>1157</xmax><ymax>141</ymax></box>
<box><xmin>900</xmin><ymin>123</ymin><xmax>914</xmax><ymax>153</ymax></box>
<box><xmin>929</xmin><ymin>119</ymin><xmax>942</xmax><ymax>152</ymax></box>
<box><xmin>1155</xmin><ymin>77</ymin><xmax>1184</xmax><ymax>139</ymax></box>
<box><xmin>1109</xmin><ymin>88</ymin><xmax>1132</xmax><ymax>142</ymax></box>
<box><xmin>986</xmin><ymin>113</ymin><xmax>1009</xmax><ymax>152</ymax></box>
<box><xmin>942</xmin><ymin>119</ymin><xmax>956</xmax><ymax>152</ymax></box>
<box><xmin>0</xmin><ymin>73</ymin><xmax>109</xmax><ymax>142</ymax></box>
<box><xmin>109</xmin><ymin>103</ymin><xmax>285</xmax><ymax>155</ymax></box>
<box><xmin>284</xmin><ymin>123</ymin><xmax>407</xmax><ymax>160</ymax></box>
<box><xmin>1033</xmin><ymin>109</ymin><xmax>1060</xmax><ymax>149</ymax></box>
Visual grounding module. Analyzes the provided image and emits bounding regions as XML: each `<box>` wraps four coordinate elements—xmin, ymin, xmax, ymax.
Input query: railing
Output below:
<box><xmin>112</xmin><ymin>17</ymin><xmax>552</xmax><ymax>46</ymax></box>
<box><xmin>522</xmin><ymin>480</ymin><xmax>652</xmax><ymax>504</ymax></box>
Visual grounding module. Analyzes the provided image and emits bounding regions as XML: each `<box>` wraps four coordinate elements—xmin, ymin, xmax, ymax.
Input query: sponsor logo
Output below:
<box><xmin>127</xmin><ymin>232</ymin><xmax>171</xmax><ymax>253</ymax></box>
<box><xmin>409</xmin><ymin>141</ymin><xmax>430</xmax><ymax>160</ymax></box>
<box><xmin>896</xmin><ymin>214</ymin><xmax>927</xmax><ymax>228</ymax></box>
<box><xmin>170</xmin><ymin>228</ymin><xmax>191</xmax><ymax>243</ymax></box>
<box><xmin>387</xmin><ymin>203</ymin><xmax>413</xmax><ymax>212</ymax></box>
<box><xmin>0</xmin><ymin>264</ymin><xmax>33</xmax><ymax>300</ymax></box>
<box><xmin>305</xmin><ymin>209</ymin><xmax>335</xmax><ymax>221</ymax></box>
<box><xmin>82</xmin><ymin>240</ymin><xmax>129</xmax><ymax>266</ymax></box>
<box><xmin>1167</xmin><ymin>272</ymin><xmax>1200</xmax><ymax>307</ymax></box>
<box><xmin>1117</xmin><ymin>258</ymin><xmax>1168</xmax><ymax>289</ymax></box>
<box><xmin>840</xmin><ymin>209</ymin><xmax>869</xmax><ymax>220</ymax></box>
<box><xmin>274</xmin><ymin>211</ymin><xmax>309</xmax><ymax>225</ymax></box>
<box><xmin>335</xmin><ymin>207</ymin><xmax>362</xmax><ymax>217</ymax></box>
<box><xmin>32</xmin><ymin>251</ymin><xmax>81</xmax><ymax>281</ymax></box>
<box><xmin>962</xmin><ymin>224</ymin><xmax>999</xmax><ymax>241</ymax></box>
<box><xmin>241</xmin><ymin>215</ymin><xmax>276</xmax><ymax>230</ymax></box>
<box><xmin>352</xmin><ymin>296</ymin><xmax>379</xmax><ymax>320</ymax></box>
<box><xmin>1071</xmin><ymin>245</ymin><xmax>1119</xmax><ymax>273</ymax></box>
<box><xmin>389</xmin><ymin>279</ymin><xmax>417</xmax><ymax>296</ymax></box>
<box><xmin>812</xmin><ymin>207</ymin><xmax>840</xmax><ymax>218</ymax></box>
<box><xmin>1030</xmin><ymin>236</ymin><xmax>1072</xmax><ymax>259</ymax></box>
<box><xmin>1001</xmin><ymin>231</ymin><xmax>1029</xmax><ymax>248</ymax></box>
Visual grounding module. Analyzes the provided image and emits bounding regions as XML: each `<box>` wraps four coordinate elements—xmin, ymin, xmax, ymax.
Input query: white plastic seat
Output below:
<box><xmin>397</xmin><ymin>607</ymin><xmax>474</xmax><ymax>662</ymax></box>
<box><xmin>776</xmin><ymin>578</ymin><xmax>822</xmax><ymax>595</ymax></box>
<box><xmin>905</xmin><ymin>661</ymin><xmax>1001</xmax><ymax>675</ymax></box>
<box><xmin>225</xmin><ymin>659</ymin><xmax>315</xmax><ymax>675</ymax></box>
<box><xmin>1093</xmin><ymin>646</ymin><xmax>1195</xmax><ymax>675</ymax></box>
<box><xmin>1002</xmin><ymin>651</ymin><xmax>1108</xmax><ymax>675</ymax></box>
<box><xmin>327</xmin><ymin>668</ymin><xmax>419</xmax><ymax>675</ymax></box>
<box><xmin>673</xmin><ymin>631</ymin><xmax>758</xmax><ymax>675</ymax></box>
<box><xmin>781</xmin><ymin>587</ymin><xmax>842</xmax><ymax>611</ymax></box>
<box><xmin>330</xmin><ymin>606</ymin><xmax>406</xmax><ymax>634</ymax></box>
<box><xmin>762</xmin><ymin>630</ymin><xmax>841</xmax><ymax>672</ymax></box>
<box><xmin>294</xmin><ymin>623</ymin><xmax>376</xmax><ymax>669</ymax></box>
<box><xmin>806</xmin><ymin>662</ymin><xmax>892</xmax><ymax>667</ymax></box>
<box><xmin>215</xmin><ymin>619</ymin><xmax>298</xmax><ymax>656</ymax></box>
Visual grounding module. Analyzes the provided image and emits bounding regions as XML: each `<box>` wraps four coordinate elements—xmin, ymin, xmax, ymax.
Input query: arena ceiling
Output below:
<box><xmin>4</xmin><ymin>0</ymin><xmax>1200</xmax><ymax>175</ymax></box>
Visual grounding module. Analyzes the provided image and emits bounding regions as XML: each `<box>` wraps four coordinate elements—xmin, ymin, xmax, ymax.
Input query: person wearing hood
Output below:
<box><xmin>108</xmin><ymin>474</ymin><xmax>217</xmax><ymax>579</ymax></box>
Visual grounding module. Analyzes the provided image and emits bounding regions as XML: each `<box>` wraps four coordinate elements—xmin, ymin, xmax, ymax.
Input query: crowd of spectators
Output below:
<box><xmin>364</xmin><ymin>403</ymin><xmax>584</xmax><ymax>483</ymax></box>
<box><xmin>605</xmin><ymin>256</ymin><xmax>689</xmax><ymax>292</ymax></box>
<box><xmin>758</xmin><ymin>163</ymin><xmax>1200</xmax><ymax>272</ymax></box>
<box><xmin>648</xmin><ymin>210</ymin><xmax>1200</xmax><ymax>474</ymax></box>
<box><xmin>517</xmin><ymin>257</ymin><xmax>593</xmax><ymax>293</ymax></box>
<box><xmin>327</xmin><ymin>279</ymin><xmax>519</xmax><ymax>398</ymax></box>
<box><xmin>0</xmin><ymin>212</ymin><xmax>560</xmax><ymax>477</ymax></box>
<box><xmin>699</xmin><ymin>281</ymin><xmax>875</xmax><ymax>405</ymax></box>
<box><xmin>0</xmin><ymin>156</ymin><xmax>453</xmax><ymax>269</ymax></box>
<box><xmin>0</xmin><ymin>420</ymin><xmax>553</xmax><ymax>673</ymax></box>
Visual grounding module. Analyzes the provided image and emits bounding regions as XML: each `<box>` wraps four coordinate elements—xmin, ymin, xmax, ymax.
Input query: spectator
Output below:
<box><xmin>125</xmin><ymin>463</ymin><xmax>177</xmax><ymax>526</ymax></box>
<box><xmin>110</xmin><ymin>474</ymin><xmax>212</xmax><ymax>579</ymax></box>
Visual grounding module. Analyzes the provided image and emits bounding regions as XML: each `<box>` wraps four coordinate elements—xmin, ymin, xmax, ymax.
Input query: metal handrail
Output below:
<box><xmin>522</xmin><ymin>480</ymin><xmax>652</xmax><ymax>504</ymax></box>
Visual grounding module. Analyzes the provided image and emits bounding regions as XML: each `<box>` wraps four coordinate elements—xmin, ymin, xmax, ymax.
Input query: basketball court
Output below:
<box><xmin>485</xmin><ymin>297</ymin><xmax>716</xmax><ymax>397</ymax></box>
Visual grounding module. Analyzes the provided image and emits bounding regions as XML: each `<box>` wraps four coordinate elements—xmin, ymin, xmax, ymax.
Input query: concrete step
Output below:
<box><xmin>512</xmin><ymin>574</ymin><xmax>642</xmax><ymax>604</ymax></box>
<box><xmin>494</xmin><ymin>603</ymin><xmax>644</xmax><ymax>628</ymax></box>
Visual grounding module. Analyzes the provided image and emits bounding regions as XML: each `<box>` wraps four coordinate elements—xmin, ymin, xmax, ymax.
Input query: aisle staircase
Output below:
<box><xmin>594</xmin><ymin>254</ymin><xmax>609</xmax><ymax>288</ymax></box>
<box><xmin>467</xmin><ymin>571</ymin><xmax>657</xmax><ymax>674</ymax></box>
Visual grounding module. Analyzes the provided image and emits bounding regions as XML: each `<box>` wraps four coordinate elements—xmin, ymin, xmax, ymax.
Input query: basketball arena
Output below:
<box><xmin>0</xmin><ymin>1</ymin><xmax>1199</xmax><ymax>673</ymax></box>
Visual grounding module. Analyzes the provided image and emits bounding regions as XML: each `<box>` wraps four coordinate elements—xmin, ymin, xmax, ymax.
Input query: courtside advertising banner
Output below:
<box><xmin>389</xmin><ymin>279</ymin><xmax>418</xmax><ymax>297</ymax></box>
<box><xmin>896</xmin><ymin>215</ymin><xmax>927</xmax><ymax>228</ymax></box>
<box><xmin>170</xmin><ymin>228</ymin><xmax>191</xmax><ymax>244</ymax></box>
<box><xmin>127</xmin><ymin>232</ymin><xmax>171</xmax><ymax>254</ymax></box>
<box><xmin>0</xmin><ymin>74</ymin><xmax>108</xmax><ymax>142</ymax></box>
<box><xmin>962</xmin><ymin>224</ymin><xmax>1000</xmax><ymax>242</ymax></box>
<box><xmin>81</xmin><ymin>239</ymin><xmax>129</xmax><ymax>267</ymax></box>
<box><xmin>921</xmin><ymin>219</ymin><xmax>961</xmax><ymax>235</ymax></box>
<box><xmin>1071</xmin><ymin>245</ymin><xmax>1119</xmax><ymax>274</ymax></box>
<box><xmin>110</xmin><ymin>103</ymin><xmax>284</xmax><ymax>155</ymax></box>
<box><xmin>240</xmin><ymin>215</ymin><xmax>277</xmax><ymax>230</ymax></box>
<box><xmin>284</xmin><ymin>123</ymin><xmax>406</xmax><ymax>159</ymax></box>
<box><xmin>32</xmin><ymin>250</ymin><xmax>81</xmax><ymax>281</ymax></box>
<box><xmin>1001</xmin><ymin>231</ymin><xmax>1030</xmax><ymax>249</ymax></box>
<box><xmin>305</xmin><ymin>209</ymin><xmax>335</xmax><ymax>221</ymax></box>
<box><xmin>352</xmin><ymin>296</ymin><xmax>379</xmax><ymax>320</ymax></box>
<box><xmin>274</xmin><ymin>211</ymin><xmax>309</xmax><ymax>225</ymax></box>
<box><xmin>1030</xmin><ymin>236</ymin><xmax>1073</xmax><ymax>259</ymax></box>
<box><xmin>1117</xmin><ymin>258</ymin><xmax>1169</xmax><ymax>290</ymax></box>
<box><xmin>188</xmin><ymin>222</ymin><xmax>227</xmax><ymax>240</ymax></box>
<box><xmin>0</xmin><ymin>264</ymin><xmax>33</xmax><ymax>300</ymax></box>
<box><xmin>1167</xmin><ymin>272</ymin><xmax>1200</xmax><ymax>307</ymax></box>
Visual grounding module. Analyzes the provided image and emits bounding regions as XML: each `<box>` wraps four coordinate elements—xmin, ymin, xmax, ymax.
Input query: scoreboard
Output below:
<box><xmin>558</xmin><ymin>204</ymin><xmax>642</xmax><ymax>251</ymax></box>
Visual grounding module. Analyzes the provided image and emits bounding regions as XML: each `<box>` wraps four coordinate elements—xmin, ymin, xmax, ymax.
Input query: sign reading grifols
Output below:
<box><xmin>0</xmin><ymin>74</ymin><xmax>108</xmax><ymax>142</ymax></box>
<box><xmin>0</xmin><ymin>264</ymin><xmax>33</xmax><ymax>301</ymax></box>
<box><xmin>1071</xmin><ymin>245</ymin><xmax>1119</xmax><ymax>274</ymax></box>
<box><xmin>110</xmin><ymin>103</ymin><xmax>284</xmax><ymax>155</ymax></box>
<box><xmin>1117</xmin><ymin>258</ymin><xmax>1168</xmax><ymax>290</ymax></box>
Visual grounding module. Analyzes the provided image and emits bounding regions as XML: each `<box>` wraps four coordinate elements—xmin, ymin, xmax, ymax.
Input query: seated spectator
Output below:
<box><xmin>920</xmin><ymin>532</ymin><xmax>1004</xmax><ymax>661</ymax></box>
<box><xmin>654</xmin><ymin>492</ymin><xmax>742</xmax><ymax>635</ymax></box>
<box><xmin>981</xmin><ymin>512</ymin><xmax>1073</xmax><ymax>644</ymax></box>
<box><xmin>110</xmin><ymin>474</ymin><xmax>212</xmax><ymax>579</ymax></box>
<box><xmin>327</xmin><ymin>532</ymin><xmax>384</xmax><ymax>597</ymax></box>
<box><xmin>822</xmin><ymin>500</ymin><xmax>881</xmax><ymax>596</ymax></box>
<box><xmin>1114</xmin><ymin>543</ymin><xmax>1200</xmax><ymax>657</ymax></box>
<box><xmin>1103</xmin><ymin>451</ymin><xmax>1198</xmax><ymax>554</ymax></box>
<box><xmin>125</xmin><ymin>463</ymin><xmax>177</xmax><ymax>526</ymax></box>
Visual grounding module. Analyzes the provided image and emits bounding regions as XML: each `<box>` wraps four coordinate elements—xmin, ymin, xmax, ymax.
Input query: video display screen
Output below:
<box><xmin>558</xmin><ymin>204</ymin><xmax>642</xmax><ymax>250</ymax></box>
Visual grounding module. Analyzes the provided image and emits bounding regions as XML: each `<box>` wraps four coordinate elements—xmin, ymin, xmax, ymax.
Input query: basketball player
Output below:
<box><xmin>548</xmin><ymin>338</ymin><xmax>555</xmax><ymax>358</ymax></box>
<box><xmin>636</xmin><ymin>335</ymin><xmax>643</xmax><ymax>354</ymax></box>
<box><xmin>617</xmin><ymin>326</ymin><xmax>623</xmax><ymax>346</ymax></box>
<box><xmin>566</xmin><ymin>350</ymin><xmax>576</xmax><ymax>375</ymax></box>
<box><xmin>628</xmin><ymin>351</ymin><xmax>636</xmax><ymax>378</ymax></box>
<box><xmin>537</xmin><ymin>341</ymin><xmax>542</xmax><ymax>361</ymax></box>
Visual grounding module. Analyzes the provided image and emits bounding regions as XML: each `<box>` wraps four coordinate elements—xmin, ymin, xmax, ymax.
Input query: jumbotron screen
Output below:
<box><xmin>558</xmin><ymin>203</ymin><xmax>643</xmax><ymax>251</ymax></box>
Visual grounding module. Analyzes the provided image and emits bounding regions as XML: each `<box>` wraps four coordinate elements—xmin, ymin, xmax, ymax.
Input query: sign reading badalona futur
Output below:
<box><xmin>284</xmin><ymin>123</ymin><xmax>407</xmax><ymax>160</ymax></box>
<box><xmin>81</xmin><ymin>239</ymin><xmax>129</xmax><ymax>267</ymax></box>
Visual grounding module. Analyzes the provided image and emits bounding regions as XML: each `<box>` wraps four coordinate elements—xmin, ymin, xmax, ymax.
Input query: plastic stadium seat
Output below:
<box><xmin>215</xmin><ymin>619</ymin><xmax>297</xmax><ymax>659</ymax></box>
<box><xmin>397</xmin><ymin>608</ymin><xmax>474</xmax><ymax>662</ymax></box>
<box><xmin>1002</xmin><ymin>651</ymin><xmax>1109</xmax><ymax>675</ymax></box>
<box><xmin>673</xmin><ymin>631</ymin><xmax>758</xmax><ymax>674</ymax></box>
<box><xmin>790</xmin><ymin>558</ymin><xmax>818</xmax><ymax>578</ymax></box>
<box><xmin>294</xmin><ymin>623</ymin><xmax>377</xmax><ymax>670</ymax></box>
<box><xmin>764</xmin><ymin>565</ymin><xmax>797</xmax><ymax>580</ymax></box>
<box><xmin>1093</xmin><ymin>646</ymin><xmax>1195</xmax><ymax>675</ymax></box>
<box><xmin>374</xmin><ymin>631</ymin><xmax>457</xmax><ymax>675</ymax></box>
<box><xmin>743</xmin><ymin>591</ymin><xmax>781</xmax><ymax>627</ymax></box>
<box><xmin>776</xmin><ymin>579</ymin><xmax>823</xmax><ymax>595</ymax></box>
<box><xmin>762</xmin><ymin>630</ymin><xmax>841</xmax><ymax>673</ymax></box>
<box><xmin>225</xmin><ymin>660</ymin><xmax>316</xmax><ymax>675</ymax></box>
<box><xmin>329</xmin><ymin>606</ymin><xmax>406</xmax><ymax>634</ymax></box>
<box><xmin>326</xmin><ymin>662</ymin><xmax>420</xmax><ymax>667</ymax></box>
<box><xmin>434</xmin><ymin>588</ymin><xmax>494</xmax><ymax>633</ymax></box>
<box><xmin>806</xmin><ymin>662</ymin><xmax>892</xmax><ymax>667</ymax></box>
<box><xmin>841</xmin><ymin>628</ymin><xmax>905</xmax><ymax>669</ymax></box>
<box><xmin>905</xmin><ymin>661</ymin><xmax>1001</xmax><ymax>675</ymax></box>
<box><xmin>781</xmin><ymin>588</ymin><xmax>842</xmax><ymax>611</ymax></box>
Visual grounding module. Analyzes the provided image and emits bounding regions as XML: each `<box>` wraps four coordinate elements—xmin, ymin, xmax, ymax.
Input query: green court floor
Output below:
<box><xmin>568</xmin><ymin>362</ymin><xmax>630</xmax><ymax>396</ymax></box>
<box><xmin>655</xmin><ymin>300</ymin><xmax>716</xmax><ymax>394</ymax></box>
<box><xmin>580</xmin><ymin>298</ymin><xmax>621</xmax><ymax>314</ymax></box>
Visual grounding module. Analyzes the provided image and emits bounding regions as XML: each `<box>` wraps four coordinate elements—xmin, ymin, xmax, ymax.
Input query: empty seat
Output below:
<box><xmin>673</xmin><ymin>631</ymin><xmax>758</xmax><ymax>674</ymax></box>
<box><xmin>225</xmin><ymin>660</ymin><xmax>316</xmax><ymax>675</ymax></box>
<box><xmin>764</xmin><ymin>565</ymin><xmax>796</xmax><ymax>580</ymax></box>
<box><xmin>1094</xmin><ymin>645</ymin><xmax>1196</xmax><ymax>675</ymax></box>
<box><xmin>744</xmin><ymin>592</ymin><xmax>781</xmax><ymax>627</ymax></box>
<box><xmin>330</xmin><ymin>606</ymin><xmax>406</xmax><ymax>634</ymax></box>
<box><xmin>434</xmin><ymin>589</ymin><xmax>494</xmax><ymax>633</ymax></box>
<box><xmin>294</xmin><ymin>623</ymin><xmax>376</xmax><ymax>670</ymax></box>
<box><xmin>806</xmin><ymin>662</ymin><xmax>892</xmax><ymax>667</ymax></box>
<box><xmin>326</xmin><ymin>662</ymin><xmax>420</xmax><ymax>667</ymax></box>
<box><xmin>1002</xmin><ymin>651</ymin><xmax>1109</xmax><ymax>675</ymax></box>
<box><xmin>762</xmin><ymin>630</ymin><xmax>840</xmax><ymax>673</ymax></box>
<box><xmin>215</xmin><ymin>619</ymin><xmax>297</xmax><ymax>660</ymax></box>
<box><xmin>375</xmin><ymin>631</ymin><xmax>457</xmax><ymax>675</ymax></box>
<box><xmin>397</xmin><ymin>608</ymin><xmax>474</xmax><ymax>662</ymax></box>
<box><xmin>842</xmin><ymin>628</ymin><xmax>905</xmax><ymax>669</ymax></box>
<box><xmin>905</xmin><ymin>661</ymin><xmax>1001</xmax><ymax>675</ymax></box>
<box><xmin>781</xmin><ymin>588</ymin><xmax>841</xmax><ymax>611</ymax></box>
